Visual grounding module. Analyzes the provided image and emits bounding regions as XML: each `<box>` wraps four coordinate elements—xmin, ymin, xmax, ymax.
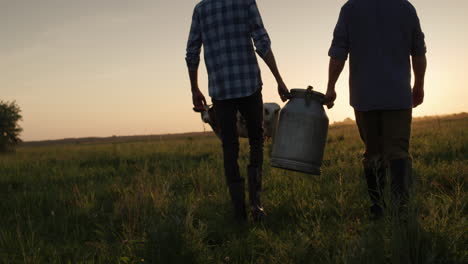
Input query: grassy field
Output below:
<box><xmin>0</xmin><ymin>114</ymin><xmax>467</xmax><ymax>264</ymax></box>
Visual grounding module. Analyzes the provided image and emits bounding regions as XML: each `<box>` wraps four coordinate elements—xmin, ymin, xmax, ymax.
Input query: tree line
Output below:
<box><xmin>0</xmin><ymin>100</ymin><xmax>22</xmax><ymax>152</ymax></box>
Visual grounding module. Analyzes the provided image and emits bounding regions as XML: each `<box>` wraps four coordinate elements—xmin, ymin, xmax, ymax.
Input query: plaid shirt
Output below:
<box><xmin>186</xmin><ymin>0</ymin><xmax>271</xmax><ymax>100</ymax></box>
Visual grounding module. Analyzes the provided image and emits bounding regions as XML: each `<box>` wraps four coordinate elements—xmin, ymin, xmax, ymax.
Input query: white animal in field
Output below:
<box><xmin>199</xmin><ymin>103</ymin><xmax>281</xmax><ymax>141</ymax></box>
<box><xmin>200</xmin><ymin>106</ymin><xmax>221</xmax><ymax>137</ymax></box>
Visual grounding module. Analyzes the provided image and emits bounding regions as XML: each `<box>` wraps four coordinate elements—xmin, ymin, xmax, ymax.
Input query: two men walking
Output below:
<box><xmin>186</xmin><ymin>0</ymin><xmax>426</xmax><ymax>221</ymax></box>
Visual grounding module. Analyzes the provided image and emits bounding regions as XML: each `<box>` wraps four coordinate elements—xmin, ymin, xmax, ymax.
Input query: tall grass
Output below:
<box><xmin>0</xmin><ymin>116</ymin><xmax>466</xmax><ymax>263</ymax></box>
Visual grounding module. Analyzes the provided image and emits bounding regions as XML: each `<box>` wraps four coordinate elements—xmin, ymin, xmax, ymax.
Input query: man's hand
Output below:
<box><xmin>259</xmin><ymin>49</ymin><xmax>290</xmax><ymax>102</ymax></box>
<box><xmin>411</xmin><ymin>56</ymin><xmax>426</xmax><ymax>108</ymax></box>
<box><xmin>325</xmin><ymin>58</ymin><xmax>345</xmax><ymax>109</ymax></box>
<box><xmin>277</xmin><ymin>80</ymin><xmax>290</xmax><ymax>102</ymax></box>
<box><xmin>192</xmin><ymin>88</ymin><xmax>207</xmax><ymax>112</ymax></box>
<box><xmin>412</xmin><ymin>84</ymin><xmax>424</xmax><ymax>108</ymax></box>
<box><xmin>324</xmin><ymin>87</ymin><xmax>337</xmax><ymax>109</ymax></box>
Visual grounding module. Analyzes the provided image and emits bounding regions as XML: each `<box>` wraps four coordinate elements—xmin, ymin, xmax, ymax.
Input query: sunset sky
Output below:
<box><xmin>1</xmin><ymin>0</ymin><xmax>467</xmax><ymax>141</ymax></box>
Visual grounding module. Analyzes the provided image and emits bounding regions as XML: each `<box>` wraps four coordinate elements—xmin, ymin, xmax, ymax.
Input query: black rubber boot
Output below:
<box><xmin>228</xmin><ymin>178</ymin><xmax>247</xmax><ymax>221</ymax></box>
<box><xmin>364</xmin><ymin>164</ymin><xmax>386</xmax><ymax>219</ymax></box>
<box><xmin>390</xmin><ymin>158</ymin><xmax>412</xmax><ymax>212</ymax></box>
<box><xmin>247</xmin><ymin>165</ymin><xmax>266</xmax><ymax>222</ymax></box>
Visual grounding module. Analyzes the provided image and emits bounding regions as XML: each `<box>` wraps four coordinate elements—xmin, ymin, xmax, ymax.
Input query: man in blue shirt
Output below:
<box><xmin>186</xmin><ymin>0</ymin><xmax>289</xmax><ymax>221</ymax></box>
<box><xmin>325</xmin><ymin>0</ymin><xmax>427</xmax><ymax>218</ymax></box>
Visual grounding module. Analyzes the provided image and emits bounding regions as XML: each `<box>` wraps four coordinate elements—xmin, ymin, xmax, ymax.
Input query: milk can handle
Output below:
<box><xmin>305</xmin><ymin>86</ymin><xmax>314</xmax><ymax>106</ymax></box>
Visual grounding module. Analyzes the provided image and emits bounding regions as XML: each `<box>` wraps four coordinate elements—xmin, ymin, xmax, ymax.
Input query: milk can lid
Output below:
<box><xmin>289</xmin><ymin>86</ymin><xmax>325</xmax><ymax>103</ymax></box>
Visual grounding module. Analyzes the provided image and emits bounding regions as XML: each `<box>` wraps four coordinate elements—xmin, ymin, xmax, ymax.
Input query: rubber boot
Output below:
<box><xmin>390</xmin><ymin>158</ymin><xmax>412</xmax><ymax>215</ymax></box>
<box><xmin>247</xmin><ymin>165</ymin><xmax>266</xmax><ymax>222</ymax></box>
<box><xmin>228</xmin><ymin>178</ymin><xmax>247</xmax><ymax>221</ymax></box>
<box><xmin>364</xmin><ymin>164</ymin><xmax>386</xmax><ymax>219</ymax></box>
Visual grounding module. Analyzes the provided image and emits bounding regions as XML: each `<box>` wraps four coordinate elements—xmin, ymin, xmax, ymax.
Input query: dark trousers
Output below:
<box><xmin>355</xmin><ymin>109</ymin><xmax>412</xmax><ymax>166</ymax></box>
<box><xmin>355</xmin><ymin>109</ymin><xmax>413</xmax><ymax>207</ymax></box>
<box><xmin>213</xmin><ymin>90</ymin><xmax>264</xmax><ymax>185</ymax></box>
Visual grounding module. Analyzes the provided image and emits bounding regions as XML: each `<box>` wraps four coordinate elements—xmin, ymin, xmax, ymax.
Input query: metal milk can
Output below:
<box><xmin>271</xmin><ymin>86</ymin><xmax>329</xmax><ymax>175</ymax></box>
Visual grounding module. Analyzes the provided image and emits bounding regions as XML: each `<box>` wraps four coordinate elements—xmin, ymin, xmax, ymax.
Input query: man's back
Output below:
<box><xmin>186</xmin><ymin>0</ymin><xmax>289</xmax><ymax>222</ymax></box>
<box><xmin>326</xmin><ymin>0</ymin><xmax>427</xmax><ymax>219</ymax></box>
<box><xmin>329</xmin><ymin>0</ymin><xmax>426</xmax><ymax>111</ymax></box>
<box><xmin>186</xmin><ymin>0</ymin><xmax>271</xmax><ymax>100</ymax></box>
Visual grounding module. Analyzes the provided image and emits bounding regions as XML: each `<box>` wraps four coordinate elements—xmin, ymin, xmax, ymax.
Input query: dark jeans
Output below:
<box><xmin>355</xmin><ymin>109</ymin><xmax>413</xmax><ymax>208</ymax></box>
<box><xmin>213</xmin><ymin>89</ymin><xmax>264</xmax><ymax>185</ymax></box>
<box><xmin>355</xmin><ymin>109</ymin><xmax>412</xmax><ymax>167</ymax></box>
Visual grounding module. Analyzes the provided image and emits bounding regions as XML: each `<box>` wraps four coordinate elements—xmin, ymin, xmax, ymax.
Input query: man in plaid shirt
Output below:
<box><xmin>186</xmin><ymin>0</ymin><xmax>289</xmax><ymax>221</ymax></box>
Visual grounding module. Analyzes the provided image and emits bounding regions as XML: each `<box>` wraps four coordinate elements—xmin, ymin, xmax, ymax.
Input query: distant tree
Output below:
<box><xmin>0</xmin><ymin>100</ymin><xmax>23</xmax><ymax>152</ymax></box>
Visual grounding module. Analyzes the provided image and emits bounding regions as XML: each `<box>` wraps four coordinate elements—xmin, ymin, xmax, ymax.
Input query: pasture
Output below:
<box><xmin>0</xmin><ymin>114</ymin><xmax>467</xmax><ymax>263</ymax></box>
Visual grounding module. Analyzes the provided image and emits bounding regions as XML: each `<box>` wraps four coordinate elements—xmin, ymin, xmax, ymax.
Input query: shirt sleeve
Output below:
<box><xmin>328</xmin><ymin>4</ymin><xmax>350</xmax><ymax>61</ymax></box>
<box><xmin>248</xmin><ymin>0</ymin><xmax>271</xmax><ymax>58</ymax></box>
<box><xmin>185</xmin><ymin>7</ymin><xmax>202</xmax><ymax>71</ymax></box>
<box><xmin>410</xmin><ymin>8</ymin><xmax>427</xmax><ymax>56</ymax></box>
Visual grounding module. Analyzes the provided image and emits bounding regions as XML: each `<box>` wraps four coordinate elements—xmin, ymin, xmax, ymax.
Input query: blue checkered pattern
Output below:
<box><xmin>186</xmin><ymin>0</ymin><xmax>271</xmax><ymax>100</ymax></box>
